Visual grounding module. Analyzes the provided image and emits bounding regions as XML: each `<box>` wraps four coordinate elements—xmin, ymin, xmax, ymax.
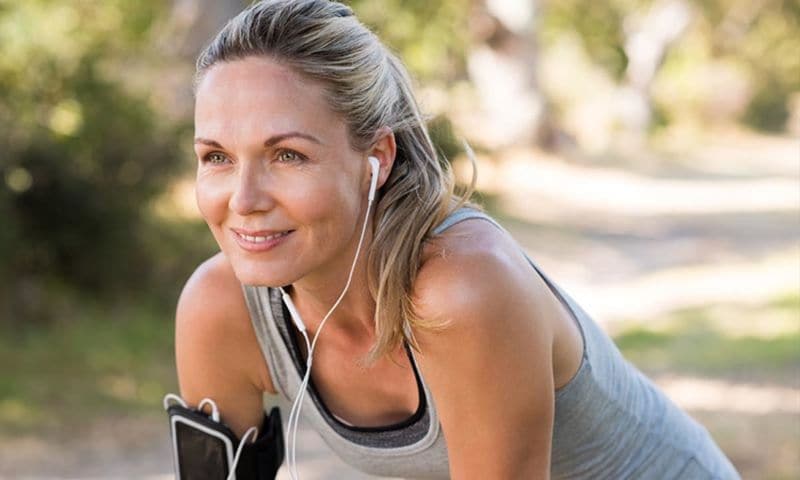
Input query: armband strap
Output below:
<box><xmin>166</xmin><ymin>397</ymin><xmax>283</xmax><ymax>480</ymax></box>
<box><xmin>238</xmin><ymin>407</ymin><xmax>284</xmax><ymax>479</ymax></box>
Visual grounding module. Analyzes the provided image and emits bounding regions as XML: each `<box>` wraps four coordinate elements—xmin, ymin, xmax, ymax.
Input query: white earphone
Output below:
<box><xmin>367</xmin><ymin>155</ymin><xmax>380</xmax><ymax>202</ymax></box>
<box><xmin>282</xmin><ymin>155</ymin><xmax>380</xmax><ymax>479</ymax></box>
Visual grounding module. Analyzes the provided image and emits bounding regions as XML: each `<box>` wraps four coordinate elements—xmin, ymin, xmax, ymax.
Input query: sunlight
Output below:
<box><xmin>657</xmin><ymin>376</ymin><xmax>800</xmax><ymax>415</ymax></box>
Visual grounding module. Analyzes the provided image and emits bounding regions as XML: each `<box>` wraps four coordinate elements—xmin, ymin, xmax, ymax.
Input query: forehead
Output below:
<box><xmin>194</xmin><ymin>57</ymin><xmax>343</xmax><ymax>142</ymax></box>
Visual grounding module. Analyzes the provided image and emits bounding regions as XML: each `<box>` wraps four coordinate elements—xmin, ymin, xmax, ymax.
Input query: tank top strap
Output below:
<box><xmin>430</xmin><ymin>207</ymin><xmax>569</xmax><ymax>314</ymax></box>
<box><xmin>431</xmin><ymin>207</ymin><xmax>502</xmax><ymax>235</ymax></box>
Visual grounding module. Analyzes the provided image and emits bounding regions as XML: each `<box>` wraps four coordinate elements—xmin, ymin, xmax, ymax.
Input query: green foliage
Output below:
<box><xmin>540</xmin><ymin>0</ymin><xmax>639</xmax><ymax>80</ymax></box>
<box><xmin>428</xmin><ymin>114</ymin><xmax>463</xmax><ymax>162</ymax></box>
<box><xmin>347</xmin><ymin>0</ymin><xmax>470</xmax><ymax>82</ymax></box>
<box><xmin>737</xmin><ymin>1</ymin><xmax>800</xmax><ymax>132</ymax></box>
<box><xmin>0</xmin><ymin>1</ymin><xmax>190</xmax><ymax>323</ymax></box>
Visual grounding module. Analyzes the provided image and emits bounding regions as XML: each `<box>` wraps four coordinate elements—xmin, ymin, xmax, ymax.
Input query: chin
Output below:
<box><xmin>228</xmin><ymin>255</ymin><xmax>298</xmax><ymax>288</ymax></box>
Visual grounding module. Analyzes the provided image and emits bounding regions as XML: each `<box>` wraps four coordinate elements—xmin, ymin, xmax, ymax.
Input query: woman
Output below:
<box><xmin>175</xmin><ymin>1</ymin><xmax>740</xmax><ymax>478</ymax></box>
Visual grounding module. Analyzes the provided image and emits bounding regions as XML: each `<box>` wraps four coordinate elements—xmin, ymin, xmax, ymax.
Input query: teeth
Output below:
<box><xmin>240</xmin><ymin>231</ymin><xmax>288</xmax><ymax>243</ymax></box>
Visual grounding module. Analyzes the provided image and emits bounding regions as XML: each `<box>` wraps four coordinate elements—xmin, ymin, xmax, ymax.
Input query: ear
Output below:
<box><xmin>366</xmin><ymin>127</ymin><xmax>396</xmax><ymax>191</ymax></box>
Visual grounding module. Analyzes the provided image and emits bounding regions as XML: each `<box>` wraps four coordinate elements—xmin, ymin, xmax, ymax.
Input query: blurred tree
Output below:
<box><xmin>0</xmin><ymin>1</ymin><xmax>185</xmax><ymax>324</ymax></box>
<box><xmin>540</xmin><ymin>0</ymin><xmax>634</xmax><ymax>81</ymax></box>
<box><xmin>540</xmin><ymin>0</ymin><xmax>800</xmax><ymax>133</ymax></box>
<box><xmin>348</xmin><ymin>0</ymin><xmax>470</xmax><ymax>83</ymax></box>
<box><xmin>346</xmin><ymin>0</ymin><xmax>473</xmax><ymax>153</ymax></box>
<box><xmin>464</xmin><ymin>0</ymin><xmax>558</xmax><ymax>149</ymax></box>
<box><xmin>349</xmin><ymin>0</ymin><xmax>560</xmax><ymax>150</ymax></box>
<box><xmin>733</xmin><ymin>0</ymin><xmax>800</xmax><ymax>131</ymax></box>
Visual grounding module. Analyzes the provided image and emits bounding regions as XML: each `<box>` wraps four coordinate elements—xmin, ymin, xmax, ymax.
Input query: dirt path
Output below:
<box><xmin>0</xmin><ymin>401</ymin><xmax>384</xmax><ymax>479</ymax></box>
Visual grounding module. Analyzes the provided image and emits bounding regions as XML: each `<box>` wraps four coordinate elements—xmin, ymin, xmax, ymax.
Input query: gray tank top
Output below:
<box><xmin>242</xmin><ymin>209</ymin><xmax>740</xmax><ymax>479</ymax></box>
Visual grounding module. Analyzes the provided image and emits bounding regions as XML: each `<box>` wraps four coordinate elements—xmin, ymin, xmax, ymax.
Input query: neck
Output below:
<box><xmin>287</xmin><ymin>216</ymin><xmax>377</xmax><ymax>341</ymax></box>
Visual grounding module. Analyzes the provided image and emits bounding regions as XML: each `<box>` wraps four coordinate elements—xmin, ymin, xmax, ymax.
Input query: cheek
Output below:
<box><xmin>282</xmin><ymin>168</ymin><xmax>345</xmax><ymax>213</ymax></box>
<box><xmin>194</xmin><ymin>176</ymin><xmax>228</xmax><ymax>226</ymax></box>
<box><xmin>286</xmin><ymin>183</ymin><xmax>339</xmax><ymax>229</ymax></box>
<box><xmin>285</xmin><ymin>174</ymin><xmax>360</xmax><ymax>236</ymax></box>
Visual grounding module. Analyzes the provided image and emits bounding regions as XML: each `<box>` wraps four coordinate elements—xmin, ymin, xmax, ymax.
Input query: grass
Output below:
<box><xmin>768</xmin><ymin>290</ymin><xmax>800</xmax><ymax>311</ymax></box>
<box><xmin>612</xmin><ymin>290</ymin><xmax>800</xmax><ymax>383</ymax></box>
<box><xmin>0</xmin><ymin>218</ymin><xmax>216</xmax><ymax>438</ymax></box>
<box><xmin>0</xmin><ymin>297</ymin><xmax>178</xmax><ymax>436</ymax></box>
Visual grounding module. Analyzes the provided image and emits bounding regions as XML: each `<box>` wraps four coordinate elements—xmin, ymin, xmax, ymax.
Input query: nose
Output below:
<box><xmin>229</xmin><ymin>160</ymin><xmax>275</xmax><ymax>216</ymax></box>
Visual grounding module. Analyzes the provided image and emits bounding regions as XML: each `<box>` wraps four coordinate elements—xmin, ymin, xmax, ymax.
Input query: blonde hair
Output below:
<box><xmin>196</xmin><ymin>0</ymin><xmax>475</xmax><ymax>363</ymax></box>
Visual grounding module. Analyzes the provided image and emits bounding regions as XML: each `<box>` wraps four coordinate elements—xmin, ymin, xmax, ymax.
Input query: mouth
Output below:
<box><xmin>231</xmin><ymin>228</ymin><xmax>294</xmax><ymax>251</ymax></box>
<box><xmin>235</xmin><ymin>230</ymin><xmax>292</xmax><ymax>243</ymax></box>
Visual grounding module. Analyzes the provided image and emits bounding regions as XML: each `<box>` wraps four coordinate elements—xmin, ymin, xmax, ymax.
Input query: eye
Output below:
<box><xmin>277</xmin><ymin>149</ymin><xmax>306</xmax><ymax>163</ymax></box>
<box><xmin>202</xmin><ymin>152</ymin><xmax>229</xmax><ymax>165</ymax></box>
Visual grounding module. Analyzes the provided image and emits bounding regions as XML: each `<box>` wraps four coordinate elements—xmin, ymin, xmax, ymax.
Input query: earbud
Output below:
<box><xmin>367</xmin><ymin>156</ymin><xmax>380</xmax><ymax>203</ymax></box>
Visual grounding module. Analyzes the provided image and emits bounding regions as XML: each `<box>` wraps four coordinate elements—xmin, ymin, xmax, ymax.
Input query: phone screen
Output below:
<box><xmin>175</xmin><ymin>420</ymin><xmax>230</xmax><ymax>479</ymax></box>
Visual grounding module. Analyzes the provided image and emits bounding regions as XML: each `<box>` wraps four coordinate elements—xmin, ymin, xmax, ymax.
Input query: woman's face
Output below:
<box><xmin>194</xmin><ymin>57</ymin><xmax>371</xmax><ymax>287</ymax></box>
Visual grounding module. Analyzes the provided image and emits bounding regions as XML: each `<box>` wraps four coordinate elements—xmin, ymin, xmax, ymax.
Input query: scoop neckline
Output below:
<box><xmin>272</xmin><ymin>287</ymin><xmax>428</xmax><ymax>433</ymax></box>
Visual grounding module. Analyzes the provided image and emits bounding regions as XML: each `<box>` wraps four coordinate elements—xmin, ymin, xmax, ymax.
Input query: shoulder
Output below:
<box><xmin>177</xmin><ymin>252</ymin><xmax>252</xmax><ymax>350</ymax></box>
<box><xmin>179</xmin><ymin>252</ymin><xmax>241</xmax><ymax>310</ymax></box>
<box><xmin>410</xmin><ymin>218</ymin><xmax>557</xmax><ymax>477</ymax></box>
<box><xmin>179</xmin><ymin>251</ymin><xmax>244</xmax><ymax>318</ymax></box>
<box><xmin>414</xmin><ymin>216</ymin><xmax>554</xmax><ymax>342</ymax></box>
<box><xmin>411</xmin><ymin>215</ymin><xmax>557</xmax><ymax>383</ymax></box>
<box><xmin>176</xmin><ymin>251</ymin><xmax>275</xmax><ymax>394</ymax></box>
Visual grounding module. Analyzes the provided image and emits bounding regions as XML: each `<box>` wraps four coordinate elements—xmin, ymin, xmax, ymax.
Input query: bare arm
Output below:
<box><xmin>175</xmin><ymin>252</ymin><xmax>276</xmax><ymax>439</ymax></box>
<box><xmin>414</xmin><ymin>237</ymin><xmax>556</xmax><ymax>479</ymax></box>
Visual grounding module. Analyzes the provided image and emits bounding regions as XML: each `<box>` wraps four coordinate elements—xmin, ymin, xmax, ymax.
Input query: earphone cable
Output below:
<box><xmin>286</xmin><ymin>334</ymin><xmax>311</xmax><ymax>480</ymax></box>
<box><xmin>226</xmin><ymin>425</ymin><xmax>259</xmax><ymax>480</ymax></box>
<box><xmin>285</xmin><ymin>189</ymin><xmax>376</xmax><ymax>480</ymax></box>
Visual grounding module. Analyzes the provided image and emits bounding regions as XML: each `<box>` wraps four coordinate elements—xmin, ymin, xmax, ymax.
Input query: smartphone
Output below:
<box><xmin>170</xmin><ymin>410</ymin><xmax>236</xmax><ymax>479</ymax></box>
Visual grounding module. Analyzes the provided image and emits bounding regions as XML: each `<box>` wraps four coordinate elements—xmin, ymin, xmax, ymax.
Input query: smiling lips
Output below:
<box><xmin>231</xmin><ymin>228</ymin><xmax>293</xmax><ymax>252</ymax></box>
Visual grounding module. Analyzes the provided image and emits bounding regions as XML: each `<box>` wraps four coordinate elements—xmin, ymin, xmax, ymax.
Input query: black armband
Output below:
<box><xmin>165</xmin><ymin>394</ymin><xmax>284</xmax><ymax>480</ymax></box>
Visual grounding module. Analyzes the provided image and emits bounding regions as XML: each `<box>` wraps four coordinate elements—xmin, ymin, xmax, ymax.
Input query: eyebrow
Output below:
<box><xmin>193</xmin><ymin>131</ymin><xmax>323</xmax><ymax>148</ymax></box>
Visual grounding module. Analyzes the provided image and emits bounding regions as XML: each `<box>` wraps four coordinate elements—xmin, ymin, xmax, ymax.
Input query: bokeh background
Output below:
<box><xmin>0</xmin><ymin>0</ymin><xmax>797</xmax><ymax>478</ymax></box>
